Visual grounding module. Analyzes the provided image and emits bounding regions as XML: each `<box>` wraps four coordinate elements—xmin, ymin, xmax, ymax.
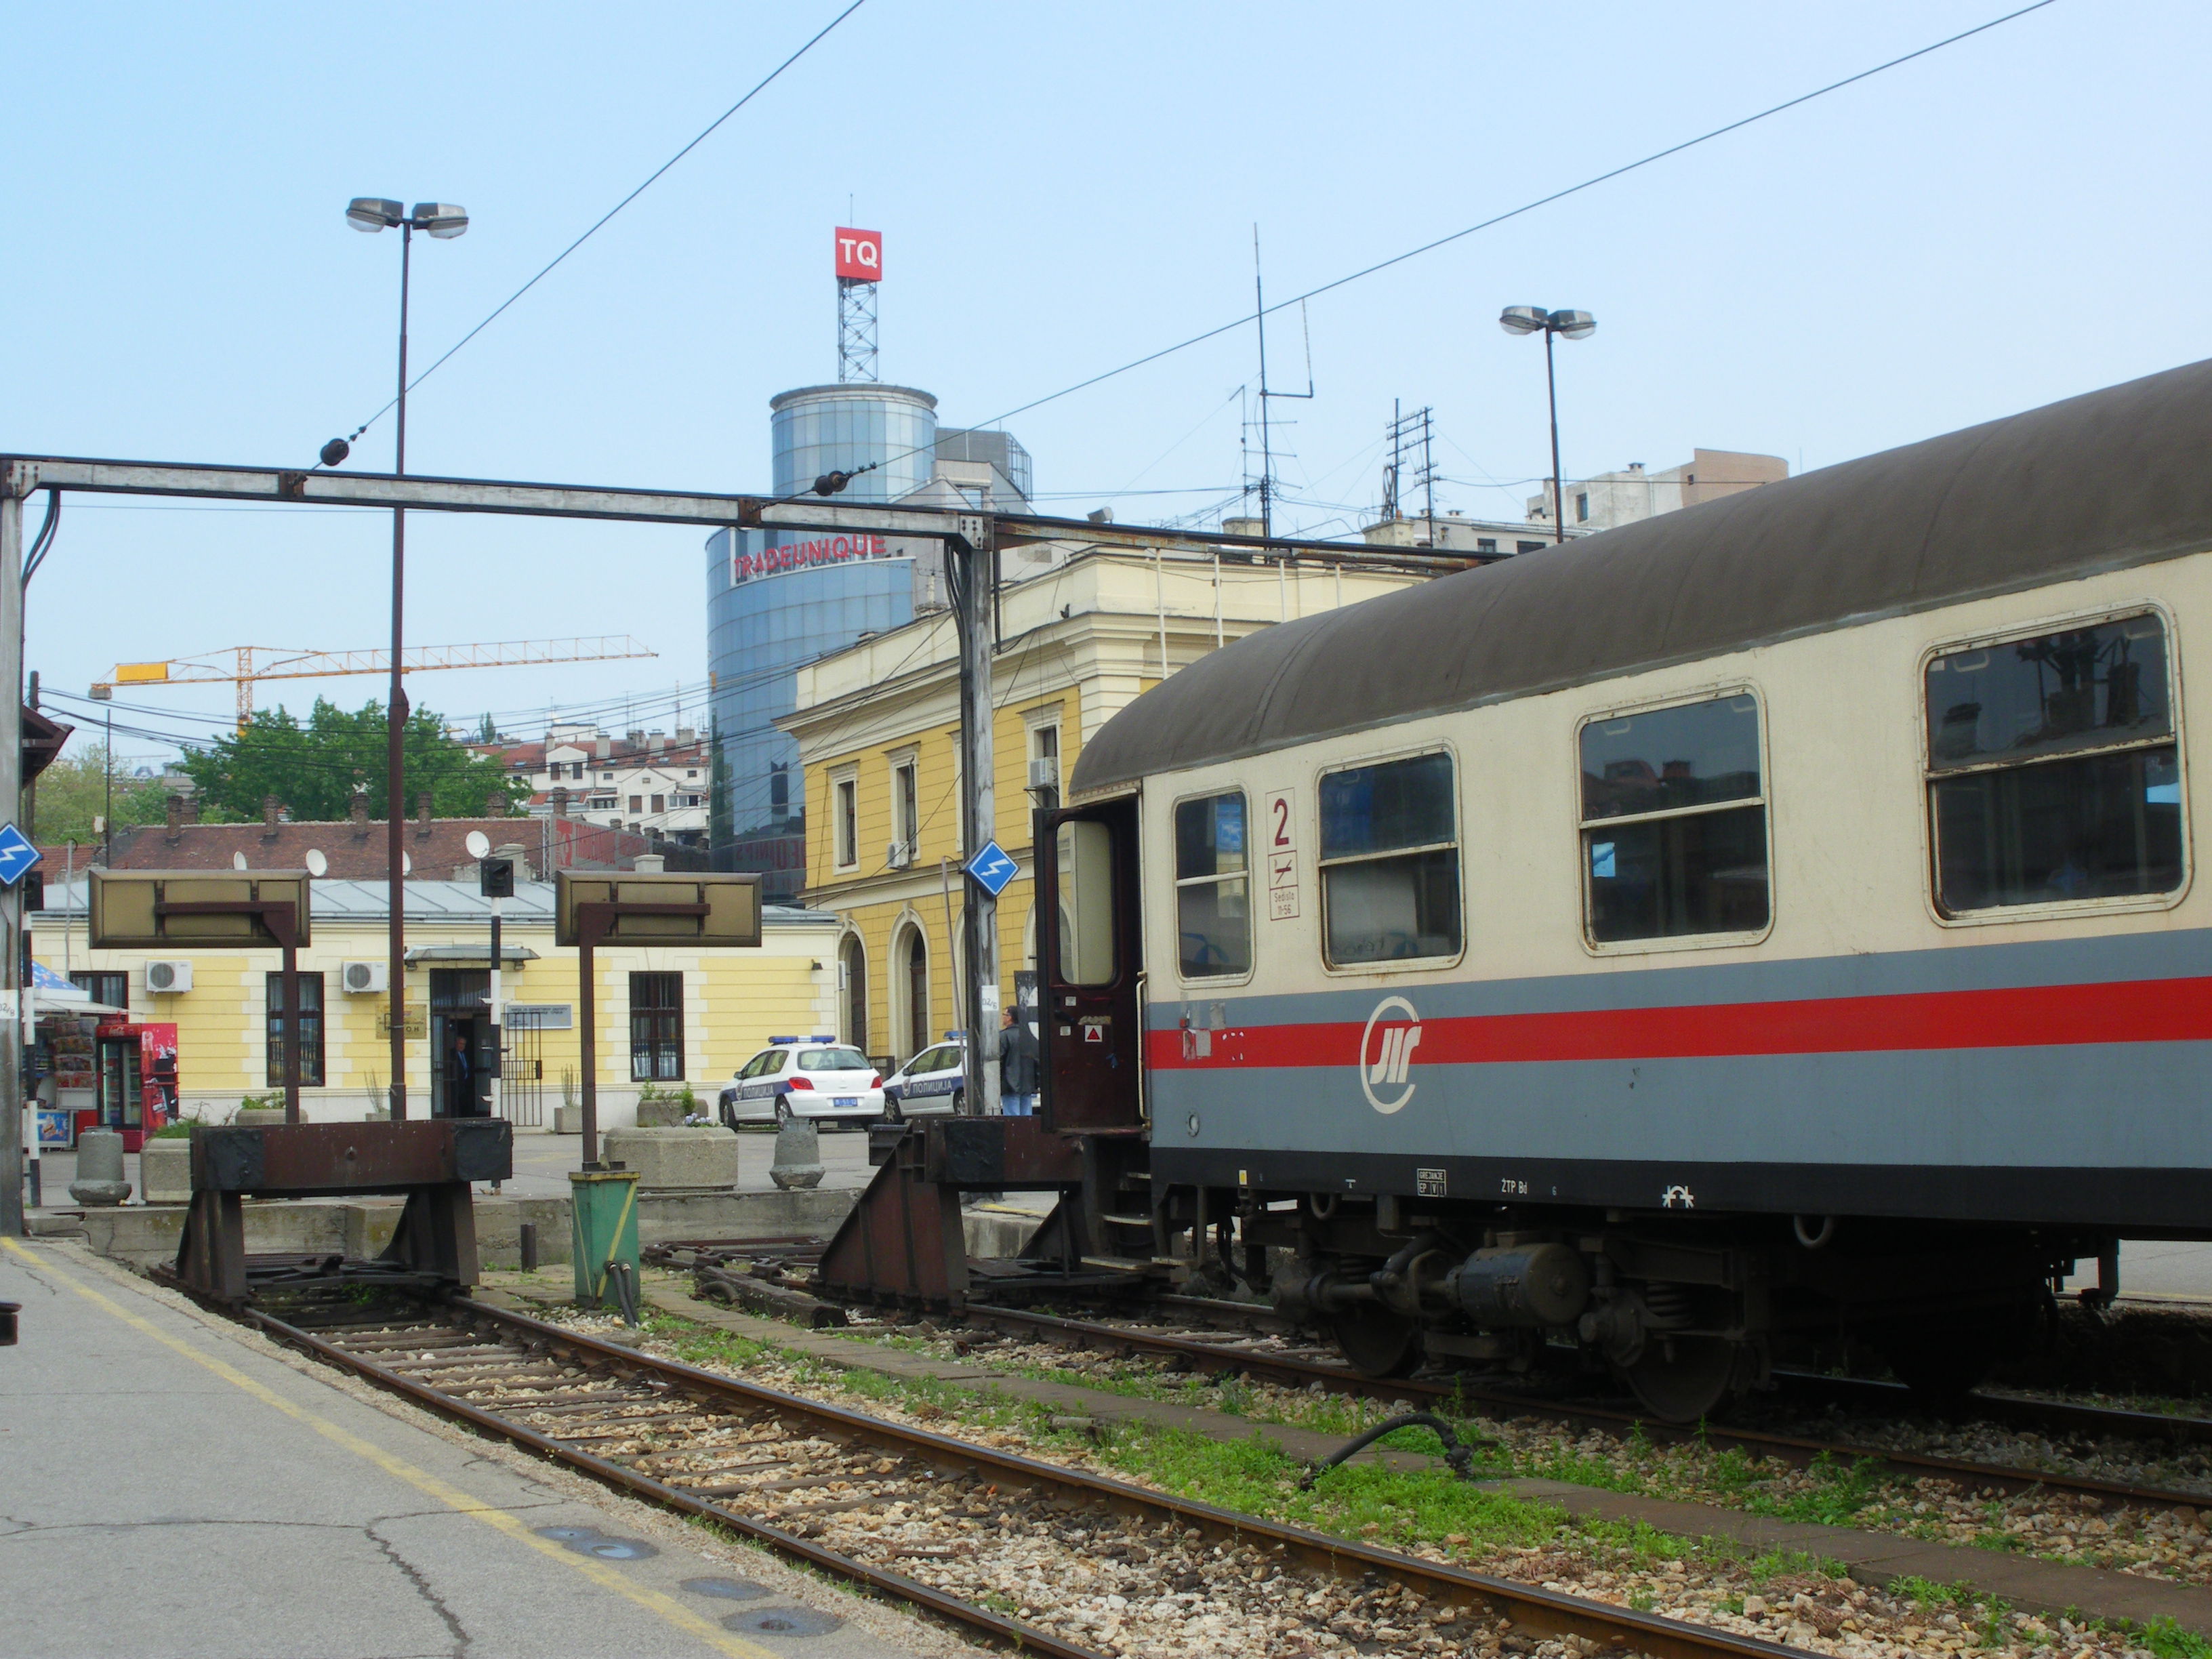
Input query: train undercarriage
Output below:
<box><xmin>1176</xmin><ymin>1183</ymin><xmax>2107</xmax><ymax>1420</ymax></box>
<box><xmin>817</xmin><ymin>1116</ymin><xmax>2110</xmax><ymax>1422</ymax></box>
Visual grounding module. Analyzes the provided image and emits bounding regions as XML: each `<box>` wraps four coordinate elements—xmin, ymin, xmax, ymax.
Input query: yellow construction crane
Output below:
<box><xmin>95</xmin><ymin>637</ymin><xmax>657</xmax><ymax>731</ymax></box>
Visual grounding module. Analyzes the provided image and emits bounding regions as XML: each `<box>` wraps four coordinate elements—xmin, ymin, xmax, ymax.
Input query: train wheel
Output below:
<box><xmin>1624</xmin><ymin>1334</ymin><xmax>1742</xmax><ymax>1423</ymax></box>
<box><xmin>1330</xmin><ymin>1305</ymin><xmax>1424</xmax><ymax>1378</ymax></box>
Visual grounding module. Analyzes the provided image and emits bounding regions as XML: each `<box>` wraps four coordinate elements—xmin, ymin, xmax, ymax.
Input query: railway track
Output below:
<box><xmin>249</xmin><ymin>1289</ymin><xmax>1816</xmax><ymax>1659</ymax></box>
<box><xmin>947</xmin><ymin>1301</ymin><xmax>2212</xmax><ymax>1515</ymax></box>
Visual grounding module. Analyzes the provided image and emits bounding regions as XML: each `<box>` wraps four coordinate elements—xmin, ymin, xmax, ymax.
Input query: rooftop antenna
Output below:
<box><xmin>1248</xmin><ymin>226</ymin><xmax>1314</xmax><ymax>539</ymax></box>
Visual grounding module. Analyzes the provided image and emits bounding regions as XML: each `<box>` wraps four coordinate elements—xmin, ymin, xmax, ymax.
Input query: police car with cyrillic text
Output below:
<box><xmin>718</xmin><ymin>1037</ymin><xmax>884</xmax><ymax>1129</ymax></box>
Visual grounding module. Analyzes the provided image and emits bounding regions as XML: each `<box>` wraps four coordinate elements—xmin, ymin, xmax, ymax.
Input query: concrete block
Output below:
<box><xmin>70</xmin><ymin>1129</ymin><xmax>130</xmax><ymax>1207</ymax></box>
<box><xmin>602</xmin><ymin>1126</ymin><xmax>740</xmax><ymax>1194</ymax></box>
<box><xmin>633</xmin><ymin>1097</ymin><xmax>688</xmax><ymax>1128</ymax></box>
<box><xmin>552</xmin><ymin>1105</ymin><xmax>582</xmax><ymax>1134</ymax></box>
<box><xmin>635</xmin><ymin>1186</ymin><xmax>856</xmax><ymax>1248</ymax></box>
<box><xmin>770</xmin><ymin>1122</ymin><xmax>824</xmax><ymax>1190</ymax></box>
<box><xmin>234</xmin><ymin>1107</ymin><xmax>288</xmax><ymax>1127</ymax></box>
<box><xmin>964</xmin><ymin>1205</ymin><xmax>1046</xmax><ymax>1260</ymax></box>
<box><xmin>140</xmin><ymin>1136</ymin><xmax>192</xmax><ymax>1204</ymax></box>
<box><xmin>471</xmin><ymin>1197</ymin><xmax>573</xmax><ymax>1269</ymax></box>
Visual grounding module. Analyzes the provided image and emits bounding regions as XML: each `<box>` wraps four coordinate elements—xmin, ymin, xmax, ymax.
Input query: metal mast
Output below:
<box><xmin>838</xmin><ymin>277</ymin><xmax>878</xmax><ymax>383</ymax></box>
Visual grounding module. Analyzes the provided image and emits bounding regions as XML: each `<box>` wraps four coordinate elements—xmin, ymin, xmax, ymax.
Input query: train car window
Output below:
<box><xmin>1579</xmin><ymin>695</ymin><xmax>1769</xmax><ymax>943</ymax></box>
<box><xmin>1925</xmin><ymin>615</ymin><xmax>2182</xmax><ymax>912</ymax></box>
<box><xmin>1174</xmin><ymin>792</ymin><xmax>1251</xmax><ymax>977</ymax></box>
<box><xmin>1318</xmin><ymin>752</ymin><xmax>1462</xmax><ymax>964</ymax></box>
<box><xmin>1055</xmin><ymin>819</ymin><xmax>1118</xmax><ymax>984</ymax></box>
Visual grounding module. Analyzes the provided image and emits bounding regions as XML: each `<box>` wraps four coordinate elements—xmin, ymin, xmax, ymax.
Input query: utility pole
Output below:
<box><xmin>1</xmin><ymin>484</ymin><xmax>23</xmax><ymax>1235</ymax></box>
<box><xmin>946</xmin><ymin>514</ymin><xmax>1000</xmax><ymax>1117</ymax></box>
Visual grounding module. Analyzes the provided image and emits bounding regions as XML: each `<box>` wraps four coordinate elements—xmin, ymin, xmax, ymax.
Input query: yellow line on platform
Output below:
<box><xmin>1</xmin><ymin>1238</ymin><xmax>777</xmax><ymax>1659</ymax></box>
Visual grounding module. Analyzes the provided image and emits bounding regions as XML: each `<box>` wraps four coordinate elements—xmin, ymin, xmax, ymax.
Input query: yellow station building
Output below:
<box><xmin>34</xmin><ymin>876</ymin><xmax>842</xmax><ymax>1128</ymax></box>
<box><xmin>782</xmin><ymin>543</ymin><xmax>1435</xmax><ymax>1066</ymax></box>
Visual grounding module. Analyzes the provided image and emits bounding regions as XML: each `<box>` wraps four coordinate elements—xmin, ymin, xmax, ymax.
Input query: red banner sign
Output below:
<box><xmin>835</xmin><ymin>226</ymin><xmax>882</xmax><ymax>281</ymax></box>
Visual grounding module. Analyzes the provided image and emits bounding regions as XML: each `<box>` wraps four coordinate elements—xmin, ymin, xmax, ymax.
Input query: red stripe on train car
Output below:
<box><xmin>1145</xmin><ymin>975</ymin><xmax>2212</xmax><ymax>1069</ymax></box>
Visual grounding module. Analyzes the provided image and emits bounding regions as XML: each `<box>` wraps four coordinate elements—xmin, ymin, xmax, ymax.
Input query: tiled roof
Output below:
<box><xmin>36</xmin><ymin>876</ymin><xmax>836</xmax><ymax>927</ymax></box>
<box><xmin>97</xmin><ymin>817</ymin><xmax>541</xmax><ymax>880</ymax></box>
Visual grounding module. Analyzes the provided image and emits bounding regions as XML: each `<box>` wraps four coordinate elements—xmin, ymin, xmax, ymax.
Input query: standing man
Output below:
<box><xmin>996</xmin><ymin>1005</ymin><xmax>1040</xmax><ymax>1118</ymax></box>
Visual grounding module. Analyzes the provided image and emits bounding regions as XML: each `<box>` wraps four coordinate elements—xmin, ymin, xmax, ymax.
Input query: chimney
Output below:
<box><xmin>675</xmin><ymin>726</ymin><xmax>696</xmax><ymax>744</ymax></box>
<box><xmin>649</xmin><ymin>731</ymin><xmax>667</xmax><ymax>753</ymax></box>
<box><xmin>182</xmin><ymin>796</ymin><xmax>201</xmax><ymax>825</ymax></box>
<box><xmin>415</xmin><ymin>792</ymin><xmax>432</xmax><ymax>836</ymax></box>
<box><xmin>633</xmin><ymin>853</ymin><xmax>665</xmax><ymax>874</ymax></box>
<box><xmin>594</xmin><ymin>737</ymin><xmax>611</xmax><ymax>759</ymax></box>
<box><xmin>626</xmin><ymin>730</ymin><xmax>644</xmax><ymax>749</ymax></box>
<box><xmin>262</xmin><ymin>795</ymin><xmax>281</xmax><ymax>838</ymax></box>
<box><xmin>165</xmin><ymin>794</ymin><xmax>185</xmax><ymax>840</ymax></box>
<box><xmin>485</xmin><ymin>790</ymin><xmax>506</xmax><ymax>819</ymax></box>
<box><xmin>551</xmin><ymin>785</ymin><xmax>570</xmax><ymax>816</ymax></box>
<box><xmin>349</xmin><ymin>790</ymin><xmax>369</xmax><ymax>834</ymax></box>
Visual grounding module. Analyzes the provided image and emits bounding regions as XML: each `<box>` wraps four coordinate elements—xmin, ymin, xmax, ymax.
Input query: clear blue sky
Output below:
<box><xmin>8</xmin><ymin>1</ymin><xmax>2200</xmax><ymax>764</ymax></box>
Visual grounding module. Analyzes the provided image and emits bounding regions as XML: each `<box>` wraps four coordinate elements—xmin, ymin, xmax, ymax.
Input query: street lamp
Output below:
<box><xmin>88</xmin><ymin>683</ymin><xmax>113</xmax><ymax>868</ymax></box>
<box><xmin>1500</xmin><ymin>306</ymin><xmax>1596</xmax><ymax>544</ymax></box>
<box><xmin>342</xmin><ymin>197</ymin><xmax>468</xmax><ymax>1122</ymax></box>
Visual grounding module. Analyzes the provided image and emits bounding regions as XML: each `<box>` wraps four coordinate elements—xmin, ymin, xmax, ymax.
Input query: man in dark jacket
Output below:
<box><xmin>996</xmin><ymin>1006</ymin><xmax>1041</xmax><ymax>1116</ymax></box>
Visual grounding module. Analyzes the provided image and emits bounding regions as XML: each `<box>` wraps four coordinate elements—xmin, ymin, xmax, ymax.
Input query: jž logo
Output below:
<box><xmin>835</xmin><ymin>227</ymin><xmax>882</xmax><ymax>281</ymax></box>
<box><xmin>1359</xmin><ymin>995</ymin><xmax>1422</xmax><ymax>1115</ymax></box>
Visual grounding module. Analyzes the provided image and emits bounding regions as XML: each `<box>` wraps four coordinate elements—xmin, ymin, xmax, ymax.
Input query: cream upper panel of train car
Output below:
<box><xmin>1140</xmin><ymin>553</ymin><xmax>2210</xmax><ymax>1000</ymax></box>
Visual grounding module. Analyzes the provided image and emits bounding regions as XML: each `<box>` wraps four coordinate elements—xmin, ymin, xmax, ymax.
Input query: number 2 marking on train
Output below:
<box><xmin>1271</xmin><ymin>794</ymin><xmax>1292</xmax><ymax>847</ymax></box>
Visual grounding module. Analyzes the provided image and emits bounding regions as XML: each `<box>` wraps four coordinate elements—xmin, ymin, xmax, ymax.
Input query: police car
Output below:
<box><xmin>718</xmin><ymin>1037</ymin><xmax>884</xmax><ymax>1129</ymax></box>
<box><xmin>881</xmin><ymin>1035</ymin><xmax>966</xmax><ymax>1121</ymax></box>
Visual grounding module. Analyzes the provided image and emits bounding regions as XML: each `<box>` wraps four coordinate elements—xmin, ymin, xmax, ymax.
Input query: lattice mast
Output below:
<box><xmin>834</xmin><ymin>226</ymin><xmax>883</xmax><ymax>383</ymax></box>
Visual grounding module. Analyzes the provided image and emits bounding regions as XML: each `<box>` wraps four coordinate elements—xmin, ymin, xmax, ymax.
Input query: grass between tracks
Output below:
<box><xmin>628</xmin><ymin>1303</ymin><xmax>1849</xmax><ymax>1595</ymax></box>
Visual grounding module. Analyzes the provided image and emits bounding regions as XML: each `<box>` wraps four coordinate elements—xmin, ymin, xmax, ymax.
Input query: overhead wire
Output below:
<box><xmin>830</xmin><ymin>0</ymin><xmax>2064</xmax><ymax>510</ymax></box>
<box><xmin>325</xmin><ymin>0</ymin><xmax>872</xmax><ymax>456</ymax></box>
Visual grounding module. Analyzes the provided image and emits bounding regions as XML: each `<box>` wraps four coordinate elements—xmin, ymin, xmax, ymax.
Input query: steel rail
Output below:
<box><xmin>957</xmin><ymin>1303</ymin><xmax>2212</xmax><ymax>1513</ymax></box>
<box><xmin>253</xmin><ymin>1294</ymin><xmax>1812</xmax><ymax>1659</ymax></box>
<box><xmin>1769</xmin><ymin>1370</ymin><xmax>2212</xmax><ymax>1452</ymax></box>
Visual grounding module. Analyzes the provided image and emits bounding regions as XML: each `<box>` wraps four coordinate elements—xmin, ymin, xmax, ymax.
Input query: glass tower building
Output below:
<box><xmin>705</xmin><ymin>384</ymin><xmax>940</xmax><ymax>902</ymax></box>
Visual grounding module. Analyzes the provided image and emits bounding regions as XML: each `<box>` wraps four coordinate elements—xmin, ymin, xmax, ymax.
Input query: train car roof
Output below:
<box><xmin>1070</xmin><ymin>356</ymin><xmax>2212</xmax><ymax>796</ymax></box>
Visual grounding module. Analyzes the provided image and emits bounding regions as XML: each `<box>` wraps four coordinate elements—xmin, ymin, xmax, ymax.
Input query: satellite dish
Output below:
<box><xmin>465</xmin><ymin>830</ymin><xmax>491</xmax><ymax>861</ymax></box>
<box><xmin>304</xmin><ymin>848</ymin><xmax>328</xmax><ymax>877</ymax></box>
<box><xmin>232</xmin><ymin>852</ymin><xmax>248</xmax><ymax>871</ymax></box>
<box><xmin>402</xmin><ymin>852</ymin><xmax>412</xmax><ymax>875</ymax></box>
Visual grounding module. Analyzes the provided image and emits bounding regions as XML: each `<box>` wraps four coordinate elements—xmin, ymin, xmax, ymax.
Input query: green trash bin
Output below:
<box><xmin>570</xmin><ymin>1167</ymin><xmax>641</xmax><ymax>1311</ymax></box>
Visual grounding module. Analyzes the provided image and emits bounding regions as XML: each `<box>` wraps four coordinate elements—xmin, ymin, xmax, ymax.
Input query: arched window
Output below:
<box><xmin>840</xmin><ymin>933</ymin><xmax>869</xmax><ymax>1057</ymax></box>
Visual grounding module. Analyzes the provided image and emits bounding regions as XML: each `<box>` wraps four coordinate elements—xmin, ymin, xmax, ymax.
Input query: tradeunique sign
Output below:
<box><xmin>729</xmin><ymin>531</ymin><xmax>894</xmax><ymax>586</ymax></box>
<box><xmin>554</xmin><ymin>872</ymin><xmax>762</xmax><ymax>948</ymax></box>
<box><xmin>834</xmin><ymin>226</ymin><xmax>882</xmax><ymax>281</ymax></box>
<box><xmin>89</xmin><ymin>870</ymin><xmax>312</xmax><ymax>949</ymax></box>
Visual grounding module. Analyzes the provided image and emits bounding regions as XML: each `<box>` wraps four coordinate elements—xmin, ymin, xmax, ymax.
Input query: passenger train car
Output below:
<box><xmin>1035</xmin><ymin>359</ymin><xmax>2212</xmax><ymax>1420</ymax></box>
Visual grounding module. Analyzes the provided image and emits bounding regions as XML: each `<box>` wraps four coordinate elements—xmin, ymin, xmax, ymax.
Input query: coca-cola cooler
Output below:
<box><xmin>80</xmin><ymin>1021</ymin><xmax>180</xmax><ymax>1152</ymax></box>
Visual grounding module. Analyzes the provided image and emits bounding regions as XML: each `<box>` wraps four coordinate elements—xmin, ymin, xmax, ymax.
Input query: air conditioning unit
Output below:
<box><xmin>886</xmin><ymin>840</ymin><xmax>914</xmax><ymax>869</ymax></box>
<box><xmin>1027</xmin><ymin>757</ymin><xmax>1060</xmax><ymax>791</ymax></box>
<box><xmin>145</xmin><ymin>960</ymin><xmax>193</xmax><ymax>995</ymax></box>
<box><xmin>342</xmin><ymin>961</ymin><xmax>388</xmax><ymax>995</ymax></box>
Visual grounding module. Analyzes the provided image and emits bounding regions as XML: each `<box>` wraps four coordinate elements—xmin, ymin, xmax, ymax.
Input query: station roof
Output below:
<box><xmin>1071</xmin><ymin>356</ymin><xmax>2212</xmax><ymax>794</ymax></box>
<box><xmin>33</xmin><ymin>878</ymin><xmax>835</xmax><ymax>929</ymax></box>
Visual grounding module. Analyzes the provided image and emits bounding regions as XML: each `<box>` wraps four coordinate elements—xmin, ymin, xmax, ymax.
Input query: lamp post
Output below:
<box><xmin>88</xmin><ymin>683</ymin><xmax>113</xmax><ymax>866</ymax></box>
<box><xmin>342</xmin><ymin>198</ymin><xmax>467</xmax><ymax>1121</ymax></box>
<box><xmin>1499</xmin><ymin>306</ymin><xmax>1596</xmax><ymax>544</ymax></box>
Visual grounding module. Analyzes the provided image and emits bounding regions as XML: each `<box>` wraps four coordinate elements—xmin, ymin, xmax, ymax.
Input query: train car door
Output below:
<box><xmin>1036</xmin><ymin>795</ymin><xmax>1144</xmax><ymax>1133</ymax></box>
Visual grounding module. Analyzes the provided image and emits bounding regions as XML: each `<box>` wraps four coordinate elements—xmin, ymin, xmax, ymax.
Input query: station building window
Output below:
<box><xmin>1925</xmin><ymin>614</ymin><xmax>2182</xmax><ymax>913</ymax></box>
<box><xmin>264</xmin><ymin>972</ymin><xmax>326</xmax><ymax>1087</ymax></box>
<box><xmin>629</xmin><ymin>972</ymin><xmax>684</xmax><ymax>1082</ymax></box>
<box><xmin>1319</xmin><ymin>752</ymin><xmax>1461</xmax><ymax>964</ymax></box>
<box><xmin>1580</xmin><ymin>694</ymin><xmax>1769</xmax><ymax>944</ymax></box>
<box><xmin>1174</xmin><ymin>791</ymin><xmax>1250</xmax><ymax>977</ymax></box>
<box><xmin>70</xmin><ymin>970</ymin><xmax>127</xmax><ymax>1010</ymax></box>
<box><xmin>834</xmin><ymin>774</ymin><xmax>859</xmax><ymax>868</ymax></box>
